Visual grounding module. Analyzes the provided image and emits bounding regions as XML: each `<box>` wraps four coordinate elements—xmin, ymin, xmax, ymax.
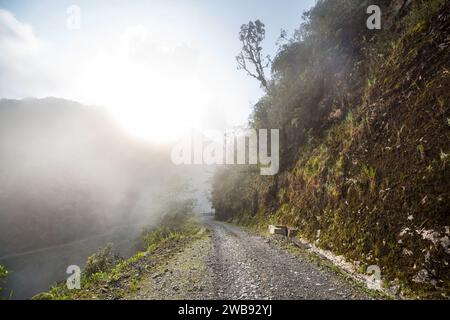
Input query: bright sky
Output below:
<box><xmin>0</xmin><ymin>0</ymin><xmax>316</xmax><ymax>142</ymax></box>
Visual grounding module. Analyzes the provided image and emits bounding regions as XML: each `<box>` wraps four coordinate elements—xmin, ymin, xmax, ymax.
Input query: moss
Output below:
<box><xmin>212</xmin><ymin>1</ymin><xmax>450</xmax><ymax>299</ymax></box>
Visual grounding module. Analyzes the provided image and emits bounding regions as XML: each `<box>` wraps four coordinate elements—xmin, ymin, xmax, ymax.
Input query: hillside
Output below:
<box><xmin>33</xmin><ymin>214</ymin><xmax>387</xmax><ymax>300</ymax></box>
<box><xmin>0</xmin><ymin>0</ymin><xmax>448</xmax><ymax>303</ymax></box>
<box><xmin>0</xmin><ymin>97</ymin><xmax>190</xmax><ymax>298</ymax></box>
<box><xmin>0</xmin><ymin>97</ymin><xmax>168</xmax><ymax>256</ymax></box>
<box><xmin>211</xmin><ymin>0</ymin><xmax>449</xmax><ymax>298</ymax></box>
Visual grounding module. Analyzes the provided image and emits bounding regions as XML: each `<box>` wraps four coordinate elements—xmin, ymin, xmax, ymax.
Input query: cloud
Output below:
<box><xmin>117</xmin><ymin>25</ymin><xmax>200</xmax><ymax>73</ymax></box>
<box><xmin>0</xmin><ymin>10</ymin><xmax>251</xmax><ymax>140</ymax></box>
<box><xmin>0</xmin><ymin>9</ymin><xmax>48</xmax><ymax>98</ymax></box>
<box><xmin>0</xmin><ymin>9</ymin><xmax>40</xmax><ymax>54</ymax></box>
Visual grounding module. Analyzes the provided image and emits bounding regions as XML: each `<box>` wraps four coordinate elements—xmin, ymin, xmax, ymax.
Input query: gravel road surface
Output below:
<box><xmin>132</xmin><ymin>217</ymin><xmax>375</xmax><ymax>300</ymax></box>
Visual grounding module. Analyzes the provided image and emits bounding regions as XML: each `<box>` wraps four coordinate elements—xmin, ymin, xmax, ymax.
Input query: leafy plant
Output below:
<box><xmin>0</xmin><ymin>265</ymin><xmax>8</xmax><ymax>294</ymax></box>
<box><xmin>440</xmin><ymin>149</ymin><xmax>449</xmax><ymax>165</ymax></box>
<box><xmin>360</xmin><ymin>164</ymin><xmax>377</xmax><ymax>193</ymax></box>
<box><xmin>417</xmin><ymin>144</ymin><xmax>425</xmax><ymax>160</ymax></box>
<box><xmin>84</xmin><ymin>243</ymin><xmax>117</xmax><ymax>277</ymax></box>
<box><xmin>362</xmin><ymin>165</ymin><xmax>376</xmax><ymax>180</ymax></box>
<box><xmin>402</xmin><ymin>0</ymin><xmax>445</xmax><ymax>30</ymax></box>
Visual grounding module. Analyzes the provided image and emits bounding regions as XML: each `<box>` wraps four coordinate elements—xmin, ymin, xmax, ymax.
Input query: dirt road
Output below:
<box><xmin>131</xmin><ymin>218</ymin><xmax>376</xmax><ymax>300</ymax></box>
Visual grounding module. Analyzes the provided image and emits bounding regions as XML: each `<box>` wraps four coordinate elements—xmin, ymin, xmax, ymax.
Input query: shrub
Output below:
<box><xmin>31</xmin><ymin>292</ymin><xmax>54</xmax><ymax>300</ymax></box>
<box><xmin>140</xmin><ymin>213</ymin><xmax>200</xmax><ymax>250</ymax></box>
<box><xmin>84</xmin><ymin>244</ymin><xmax>117</xmax><ymax>277</ymax></box>
<box><xmin>0</xmin><ymin>265</ymin><xmax>8</xmax><ymax>294</ymax></box>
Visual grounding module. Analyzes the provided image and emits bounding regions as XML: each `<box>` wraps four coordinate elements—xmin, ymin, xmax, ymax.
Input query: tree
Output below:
<box><xmin>236</xmin><ymin>20</ymin><xmax>270</xmax><ymax>90</ymax></box>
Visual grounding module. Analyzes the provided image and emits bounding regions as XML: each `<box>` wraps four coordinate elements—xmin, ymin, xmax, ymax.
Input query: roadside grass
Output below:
<box><xmin>32</xmin><ymin>214</ymin><xmax>206</xmax><ymax>300</ymax></box>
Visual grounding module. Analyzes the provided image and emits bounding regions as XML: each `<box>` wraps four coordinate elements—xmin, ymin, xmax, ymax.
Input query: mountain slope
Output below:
<box><xmin>212</xmin><ymin>1</ymin><xmax>449</xmax><ymax>298</ymax></box>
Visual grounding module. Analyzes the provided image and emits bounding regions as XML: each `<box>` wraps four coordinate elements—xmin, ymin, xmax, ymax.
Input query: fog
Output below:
<box><xmin>0</xmin><ymin>97</ymin><xmax>211</xmax><ymax>299</ymax></box>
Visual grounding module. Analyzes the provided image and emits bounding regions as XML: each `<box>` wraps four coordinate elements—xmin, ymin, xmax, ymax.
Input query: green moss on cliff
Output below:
<box><xmin>212</xmin><ymin>1</ymin><xmax>449</xmax><ymax>298</ymax></box>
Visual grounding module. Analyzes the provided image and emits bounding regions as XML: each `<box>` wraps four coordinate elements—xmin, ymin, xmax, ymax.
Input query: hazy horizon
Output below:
<box><xmin>0</xmin><ymin>0</ymin><xmax>315</xmax><ymax>143</ymax></box>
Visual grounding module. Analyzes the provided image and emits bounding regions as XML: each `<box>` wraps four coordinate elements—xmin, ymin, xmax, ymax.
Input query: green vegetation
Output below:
<box><xmin>236</xmin><ymin>20</ymin><xmax>271</xmax><ymax>90</ymax></box>
<box><xmin>401</xmin><ymin>0</ymin><xmax>446</xmax><ymax>29</ymax></box>
<box><xmin>83</xmin><ymin>243</ymin><xmax>118</xmax><ymax>277</ymax></box>
<box><xmin>212</xmin><ymin>0</ymin><xmax>449</xmax><ymax>299</ymax></box>
<box><xmin>0</xmin><ymin>265</ymin><xmax>8</xmax><ymax>295</ymax></box>
<box><xmin>32</xmin><ymin>213</ymin><xmax>205</xmax><ymax>300</ymax></box>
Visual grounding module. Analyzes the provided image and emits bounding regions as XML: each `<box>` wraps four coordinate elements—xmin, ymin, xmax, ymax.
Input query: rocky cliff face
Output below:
<box><xmin>212</xmin><ymin>2</ymin><xmax>449</xmax><ymax>298</ymax></box>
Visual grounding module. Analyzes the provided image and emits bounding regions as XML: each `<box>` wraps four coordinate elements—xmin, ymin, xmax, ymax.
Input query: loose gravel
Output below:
<box><xmin>131</xmin><ymin>218</ymin><xmax>376</xmax><ymax>300</ymax></box>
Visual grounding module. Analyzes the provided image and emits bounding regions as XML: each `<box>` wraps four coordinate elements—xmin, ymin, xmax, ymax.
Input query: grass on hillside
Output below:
<box><xmin>32</xmin><ymin>214</ymin><xmax>206</xmax><ymax>300</ymax></box>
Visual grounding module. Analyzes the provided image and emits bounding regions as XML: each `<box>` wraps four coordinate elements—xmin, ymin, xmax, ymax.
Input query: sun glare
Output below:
<box><xmin>108</xmin><ymin>74</ymin><xmax>209</xmax><ymax>143</ymax></box>
<box><xmin>76</xmin><ymin>38</ymin><xmax>212</xmax><ymax>143</ymax></box>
